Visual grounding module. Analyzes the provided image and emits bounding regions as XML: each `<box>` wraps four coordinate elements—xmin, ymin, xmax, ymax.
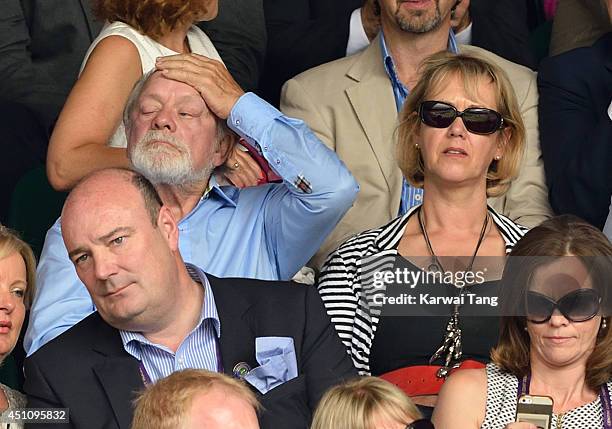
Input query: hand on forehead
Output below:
<box><xmin>140</xmin><ymin>71</ymin><xmax>208</xmax><ymax>108</ymax></box>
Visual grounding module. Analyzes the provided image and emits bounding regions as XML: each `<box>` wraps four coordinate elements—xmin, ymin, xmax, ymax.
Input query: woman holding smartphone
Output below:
<box><xmin>433</xmin><ymin>215</ymin><xmax>612</xmax><ymax>429</ymax></box>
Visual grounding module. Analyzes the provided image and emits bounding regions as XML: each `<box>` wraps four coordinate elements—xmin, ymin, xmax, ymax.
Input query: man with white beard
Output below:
<box><xmin>25</xmin><ymin>66</ymin><xmax>359</xmax><ymax>355</ymax></box>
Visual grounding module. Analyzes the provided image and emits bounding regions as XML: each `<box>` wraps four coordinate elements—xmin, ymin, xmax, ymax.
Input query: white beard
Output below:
<box><xmin>129</xmin><ymin>130</ymin><xmax>214</xmax><ymax>186</ymax></box>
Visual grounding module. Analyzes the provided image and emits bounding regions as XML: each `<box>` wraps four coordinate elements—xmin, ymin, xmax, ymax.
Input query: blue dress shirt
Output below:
<box><xmin>380</xmin><ymin>31</ymin><xmax>459</xmax><ymax>215</ymax></box>
<box><xmin>25</xmin><ymin>92</ymin><xmax>359</xmax><ymax>356</ymax></box>
<box><xmin>120</xmin><ymin>264</ymin><xmax>221</xmax><ymax>383</ymax></box>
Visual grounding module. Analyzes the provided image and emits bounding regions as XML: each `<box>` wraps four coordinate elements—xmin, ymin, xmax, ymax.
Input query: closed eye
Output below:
<box><xmin>140</xmin><ymin>105</ymin><xmax>160</xmax><ymax>115</ymax></box>
<box><xmin>179</xmin><ymin>111</ymin><xmax>201</xmax><ymax>118</ymax></box>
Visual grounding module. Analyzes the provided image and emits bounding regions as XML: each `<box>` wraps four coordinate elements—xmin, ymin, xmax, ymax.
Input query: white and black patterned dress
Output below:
<box><xmin>482</xmin><ymin>363</ymin><xmax>612</xmax><ymax>429</ymax></box>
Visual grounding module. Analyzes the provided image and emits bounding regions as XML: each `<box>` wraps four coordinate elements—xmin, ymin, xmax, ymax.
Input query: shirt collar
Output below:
<box><xmin>119</xmin><ymin>263</ymin><xmax>221</xmax><ymax>355</ymax></box>
<box><xmin>380</xmin><ymin>32</ymin><xmax>407</xmax><ymax>98</ymax></box>
<box><xmin>379</xmin><ymin>29</ymin><xmax>461</xmax><ymax>89</ymax></box>
<box><xmin>179</xmin><ymin>175</ymin><xmax>238</xmax><ymax>224</ymax></box>
<box><xmin>205</xmin><ymin>175</ymin><xmax>238</xmax><ymax>207</ymax></box>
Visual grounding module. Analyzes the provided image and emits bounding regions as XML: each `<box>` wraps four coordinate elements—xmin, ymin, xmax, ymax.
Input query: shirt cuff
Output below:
<box><xmin>346</xmin><ymin>8</ymin><xmax>370</xmax><ymax>56</ymax></box>
<box><xmin>228</xmin><ymin>92</ymin><xmax>282</xmax><ymax>139</ymax></box>
<box><xmin>454</xmin><ymin>21</ymin><xmax>473</xmax><ymax>46</ymax></box>
<box><xmin>226</xmin><ymin>92</ymin><xmax>299</xmax><ymax>182</ymax></box>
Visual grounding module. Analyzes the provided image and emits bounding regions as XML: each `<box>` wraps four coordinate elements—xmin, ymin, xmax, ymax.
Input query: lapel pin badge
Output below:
<box><xmin>232</xmin><ymin>362</ymin><xmax>251</xmax><ymax>379</ymax></box>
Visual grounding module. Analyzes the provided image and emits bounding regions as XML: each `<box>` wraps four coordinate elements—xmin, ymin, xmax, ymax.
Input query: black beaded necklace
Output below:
<box><xmin>417</xmin><ymin>206</ymin><xmax>490</xmax><ymax>378</ymax></box>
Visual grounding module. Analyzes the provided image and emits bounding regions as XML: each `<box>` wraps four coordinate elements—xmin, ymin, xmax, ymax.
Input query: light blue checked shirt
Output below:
<box><xmin>380</xmin><ymin>30</ymin><xmax>459</xmax><ymax>215</ymax></box>
<box><xmin>120</xmin><ymin>264</ymin><xmax>221</xmax><ymax>382</ymax></box>
<box><xmin>25</xmin><ymin>93</ymin><xmax>359</xmax><ymax>356</ymax></box>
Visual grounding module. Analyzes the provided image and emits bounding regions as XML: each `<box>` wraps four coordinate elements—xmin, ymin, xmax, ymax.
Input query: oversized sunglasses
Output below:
<box><xmin>419</xmin><ymin>101</ymin><xmax>505</xmax><ymax>135</ymax></box>
<box><xmin>526</xmin><ymin>288</ymin><xmax>601</xmax><ymax>324</ymax></box>
<box><xmin>406</xmin><ymin>419</ymin><xmax>435</xmax><ymax>429</ymax></box>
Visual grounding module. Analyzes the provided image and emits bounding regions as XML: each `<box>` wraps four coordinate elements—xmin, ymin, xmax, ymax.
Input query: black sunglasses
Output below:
<box><xmin>526</xmin><ymin>289</ymin><xmax>601</xmax><ymax>324</ymax></box>
<box><xmin>419</xmin><ymin>100</ymin><xmax>505</xmax><ymax>135</ymax></box>
<box><xmin>406</xmin><ymin>419</ymin><xmax>435</xmax><ymax>429</ymax></box>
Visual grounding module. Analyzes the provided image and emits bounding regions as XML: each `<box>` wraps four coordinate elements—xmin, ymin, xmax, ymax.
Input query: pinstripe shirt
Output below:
<box><xmin>317</xmin><ymin>204</ymin><xmax>528</xmax><ymax>375</ymax></box>
<box><xmin>119</xmin><ymin>264</ymin><xmax>221</xmax><ymax>383</ymax></box>
<box><xmin>380</xmin><ymin>31</ymin><xmax>459</xmax><ymax>215</ymax></box>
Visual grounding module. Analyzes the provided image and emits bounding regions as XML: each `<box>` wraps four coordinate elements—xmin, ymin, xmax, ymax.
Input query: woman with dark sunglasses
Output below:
<box><xmin>433</xmin><ymin>216</ymin><xmax>612</xmax><ymax>429</ymax></box>
<box><xmin>318</xmin><ymin>51</ymin><xmax>528</xmax><ymax>416</ymax></box>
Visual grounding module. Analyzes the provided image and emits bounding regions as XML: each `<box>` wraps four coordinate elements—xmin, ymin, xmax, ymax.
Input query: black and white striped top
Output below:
<box><xmin>317</xmin><ymin>204</ymin><xmax>528</xmax><ymax>375</ymax></box>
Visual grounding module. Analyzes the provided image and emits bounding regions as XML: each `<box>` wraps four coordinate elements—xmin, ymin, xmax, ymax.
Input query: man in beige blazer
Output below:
<box><xmin>281</xmin><ymin>0</ymin><xmax>551</xmax><ymax>268</ymax></box>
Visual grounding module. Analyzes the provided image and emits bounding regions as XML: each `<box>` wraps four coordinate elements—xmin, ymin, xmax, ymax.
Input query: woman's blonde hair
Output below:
<box><xmin>311</xmin><ymin>377</ymin><xmax>421</xmax><ymax>429</ymax></box>
<box><xmin>396</xmin><ymin>51</ymin><xmax>526</xmax><ymax>198</ymax></box>
<box><xmin>95</xmin><ymin>0</ymin><xmax>214</xmax><ymax>39</ymax></box>
<box><xmin>0</xmin><ymin>225</ymin><xmax>36</xmax><ymax>309</ymax></box>
<box><xmin>131</xmin><ymin>369</ymin><xmax>259</xmax><ymax>429</ymax></box>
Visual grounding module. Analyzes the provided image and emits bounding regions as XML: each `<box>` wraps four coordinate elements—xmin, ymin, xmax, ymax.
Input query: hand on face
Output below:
<box><xmin>219</xmin><ymin>144</ymin><xmax>264</xmax><ymax>188</ymax></box>
<box><xmin>127</xmin><ymin>72</ymin><xmax>226</xmax><ymax>185</ymax></box>
<box><xmin>155</xmin><ymin>54</ymin><xmax>245</xmax><ymax>120</ymax></box>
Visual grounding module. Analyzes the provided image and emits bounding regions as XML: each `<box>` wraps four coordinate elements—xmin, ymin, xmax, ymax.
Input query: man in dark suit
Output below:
<box><xmin>24</xmin><ymin>168</ymin><xmax>355</xmax><ymax>429</ymax></box>
<box><xmin>453</xmin><ymin>0</ymin><xmax>535</xmax><ymax>69</ymax></box>
<box><xmin>538</xmin><ymin>31</ymin><xmax>612</xmax><ymax>229</ymax></box>
<box><xmin>1</xmin><ymin>0</ymin><xmax>101</xmax><ymax>128</ymax></box>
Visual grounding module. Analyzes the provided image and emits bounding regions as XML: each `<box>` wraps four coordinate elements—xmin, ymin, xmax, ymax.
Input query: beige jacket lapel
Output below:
<box><xmin>344</xmin><ymin>38</ymin><xmax>403</xmax><ymax>213</ymax></box>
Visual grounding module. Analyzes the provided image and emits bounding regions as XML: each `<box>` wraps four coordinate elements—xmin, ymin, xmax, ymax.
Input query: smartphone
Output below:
<box><xmin>516</xmin><ymin>394</ymin><xmax>554</xmax><ymax>429</ymax></box>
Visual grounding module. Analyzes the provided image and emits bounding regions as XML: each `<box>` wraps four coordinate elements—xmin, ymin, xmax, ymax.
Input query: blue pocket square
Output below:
<box><xmin>244</xmin><ymin>336</ymin><xmax>298</xmax><ymax>394</ymax></box>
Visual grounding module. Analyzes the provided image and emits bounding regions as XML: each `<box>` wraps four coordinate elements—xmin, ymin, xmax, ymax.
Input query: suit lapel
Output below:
<box><xmin>208</xmin><ymin>276</ymin><xmax>259</xmax><ymax>377</ymax></box>
<box><xmin>345</xmin><ymin>38</ymin><xmax>403</xmax><ymax>210</ymax></box>
<box><xmin>90</xmin><ymin>316</ymin><xmax>143</xmax><ymax>429</ymax></box>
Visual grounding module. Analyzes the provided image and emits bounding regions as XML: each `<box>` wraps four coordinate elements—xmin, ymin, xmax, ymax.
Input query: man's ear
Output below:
<box><xmin>157</xmin><ymin>206</ymin><xmax>179</xmax><ymax>252</ymax></box>
<box><xmin>211</xmin><ymin>131</ymin><xmax>236</xmax><ymax>167</ymax></box>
